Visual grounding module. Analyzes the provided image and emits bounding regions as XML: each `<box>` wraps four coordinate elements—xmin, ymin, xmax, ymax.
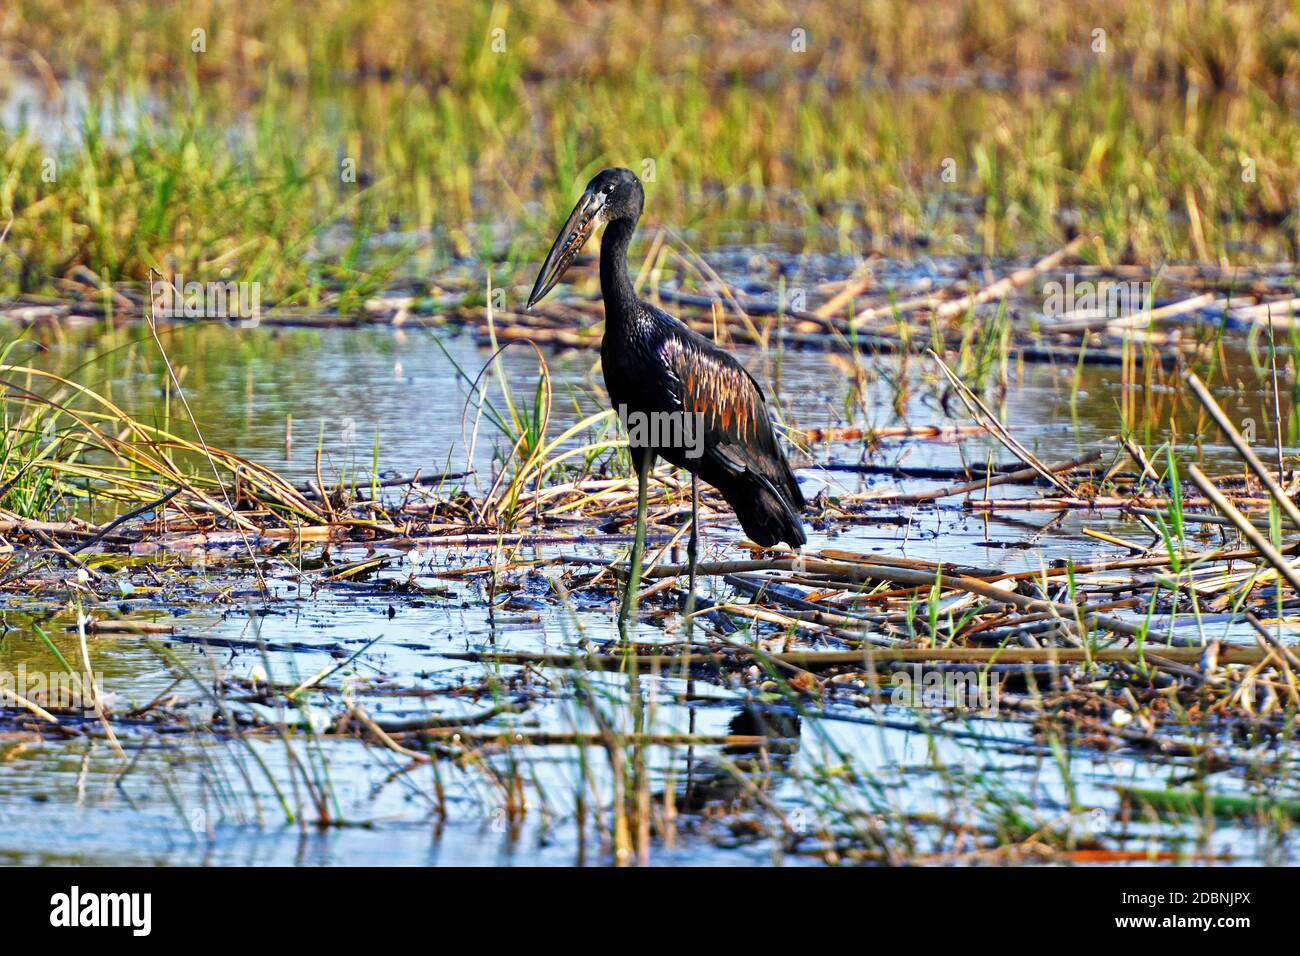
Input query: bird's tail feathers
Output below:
<box><xmin>726</xmin><ymin>471</ymin><xmax>806</xmax><ymax>549</ymax></box>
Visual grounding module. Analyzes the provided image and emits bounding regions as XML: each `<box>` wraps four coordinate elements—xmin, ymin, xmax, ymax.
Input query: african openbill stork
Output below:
<box><xmin>526</xmin><ymin>168</ymin><xmax>805</xmax><ymax>630</ymax></box>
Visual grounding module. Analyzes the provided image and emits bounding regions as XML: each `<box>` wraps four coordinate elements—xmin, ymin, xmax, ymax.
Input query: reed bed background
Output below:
<box><xmin>1</xmin><ymin>0</ymin><xmax>1299</xmax><ymax>307</ymax></box>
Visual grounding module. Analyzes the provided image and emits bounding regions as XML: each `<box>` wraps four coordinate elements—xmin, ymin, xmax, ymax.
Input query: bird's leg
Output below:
<box><xmin>618</xmin><ymin>452</ymin><xmax>652</xmax><ymax>635</ymax></box>
<box><xmin>684</xmin><ymin>471</ymin><xmax>699</xmax><ymax>642</ymax></box>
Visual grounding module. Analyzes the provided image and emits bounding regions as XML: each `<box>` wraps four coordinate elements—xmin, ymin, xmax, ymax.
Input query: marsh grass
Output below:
<box><xmin>3</xmin><ymin>0</ymin><xmax>1300</xmax><ymax>308</ymax></box>
<box><xmin>447</xmin><ymin>313</ymin><xmax>622</xmax><ymax>530</ymax></box>
<box><xmin>0</xmin><ymin>344</ymin><xmax>330</xmax><ymax>545</ymax></box>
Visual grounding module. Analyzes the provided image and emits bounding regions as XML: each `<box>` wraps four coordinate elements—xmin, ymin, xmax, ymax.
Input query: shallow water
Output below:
<box><xmin>0</xmin><ymin>303</ymin><xmax>1297</xmax><ymax>866</ymax></box>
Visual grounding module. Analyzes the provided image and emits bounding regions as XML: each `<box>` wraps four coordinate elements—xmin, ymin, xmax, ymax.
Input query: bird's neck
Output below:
<box><xmin>599</xmin><ymin>216</ymin><xmax>639</xmax><ymax>327</ymax></box>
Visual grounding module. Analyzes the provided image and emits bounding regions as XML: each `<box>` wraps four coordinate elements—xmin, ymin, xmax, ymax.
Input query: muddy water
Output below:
<box><xmin>0</xmin><ymin>312</ymin><xmax>1296</xmax><ymax>865</ymax></box>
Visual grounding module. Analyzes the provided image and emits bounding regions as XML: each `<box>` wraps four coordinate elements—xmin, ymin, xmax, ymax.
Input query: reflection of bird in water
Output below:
<box><xmin>672</xmin><ymin>705</ymin><xmax>802</xmax><ymax>818</ymax></box>
<box><xmin>723</xmin><ymin>706</ymin><xmax>802</xmax><ymax>756</ymax></box>
<box><xmin>526</xmin><ymin>168</ymin><xmax>806</xmax><ymax>634</ymax></box>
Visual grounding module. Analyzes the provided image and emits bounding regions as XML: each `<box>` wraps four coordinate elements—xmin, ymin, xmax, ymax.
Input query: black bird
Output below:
<box><xmin>526</xmin><ymin>168</ymin><xmax>805</xmax><ymax>628</ymax></box>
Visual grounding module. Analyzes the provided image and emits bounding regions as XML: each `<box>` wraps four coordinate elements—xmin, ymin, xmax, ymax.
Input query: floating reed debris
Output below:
<box><xmin>443</xmin><ymin>645</ymin><xmax>1272</xmax><ymax>671</ymax></box>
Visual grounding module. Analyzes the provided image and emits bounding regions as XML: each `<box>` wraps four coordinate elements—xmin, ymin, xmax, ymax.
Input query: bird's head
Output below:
<box><xmin>526</xmin><ymin>167</ymin><xmax>644</xmax><ymax>311</ymax></box>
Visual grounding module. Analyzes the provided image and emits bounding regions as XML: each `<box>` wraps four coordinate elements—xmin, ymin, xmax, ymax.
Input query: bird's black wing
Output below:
<box><xmin>645</xmin><ymin>303</ymin><xmax>805</xmax><ymax>512</ymax></box>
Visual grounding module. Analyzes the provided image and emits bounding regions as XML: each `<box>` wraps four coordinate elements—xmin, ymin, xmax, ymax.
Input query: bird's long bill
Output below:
<box><xmin>526</xmin><ymin>191</ymin><xmax>601</xmax><ymax>310</ymax></box>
